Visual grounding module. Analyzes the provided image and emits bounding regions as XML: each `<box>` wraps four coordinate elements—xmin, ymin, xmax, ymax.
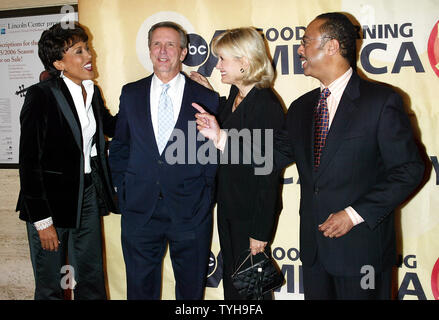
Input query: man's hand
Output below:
<box><xmin>192</xmin><ymin>103</ymin><xmax>221</xmax><ymax>143</ymax></box>
<box><xmin>37</xmin><ymin>225</ymin><xmax>59</xmax><ymax>251</ymax></box>
<box><xmin>318</xmin><ymin>210</ymin><xmax>353</xmax><ymax>238</ymax></box>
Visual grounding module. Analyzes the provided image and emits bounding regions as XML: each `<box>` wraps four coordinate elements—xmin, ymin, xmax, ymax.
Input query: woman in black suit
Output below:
<box><xmin>16</xmin><ymin>22</ymin><xmax>117</xmax><ymax>299</ymax></box>
<box><xmin>191</xmin><ymin>27</ymin><xmax>285</xmax><ymax>300</ymax></box>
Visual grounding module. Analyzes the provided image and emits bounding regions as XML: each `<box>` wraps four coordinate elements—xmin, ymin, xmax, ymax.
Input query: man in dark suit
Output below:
<box><xmin>108</xmin><ymin>21</ymin><xmax>219</xmax><ymax>300</ymax></box>
<box><xmin>273</xmin><ymin>12</ymin><xmax>424</xmax><ymax>299</ymax></box>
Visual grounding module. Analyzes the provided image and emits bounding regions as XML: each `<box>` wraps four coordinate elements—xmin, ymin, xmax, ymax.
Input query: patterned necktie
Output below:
<box><xmin>157</xmin><ymin>83</ymin><xmax>174</xmax><ymax>154</ymax></box>
<box><xmin>314</xmin><ymin>88</ymin><xmax>331</xmax><ymax>168</ymax></box>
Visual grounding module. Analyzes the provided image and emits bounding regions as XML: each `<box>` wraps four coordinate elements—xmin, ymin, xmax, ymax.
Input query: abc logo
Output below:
<box><xmin>206</xmin><ymin>251</ymin><xmax>223</xmax><ymax>288</ymax></box>
<box><xmin>184</xmin><ymin>33</ymin><xmax>209</xmax><ymax>67</ymax></box>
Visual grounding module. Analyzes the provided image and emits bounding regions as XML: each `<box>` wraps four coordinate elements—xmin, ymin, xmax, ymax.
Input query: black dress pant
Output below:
<box><xmin>26</xmin><ymin>182</ymin><xmax>106</xmax><ymax>300</ymax></box>
<box><xmin>302</xmin><ymin>256</ymin><xmax>392</xmax><ymax>300</ymax></box>
<box><xmin>218</xmin><ymin>214</ymin><xmax>273</xmax><ymax>300</ymax></box>
<box><xmin>121</xmin><ymin>198</ymin><xmax>213</xmax><ymax>300</ymax></box>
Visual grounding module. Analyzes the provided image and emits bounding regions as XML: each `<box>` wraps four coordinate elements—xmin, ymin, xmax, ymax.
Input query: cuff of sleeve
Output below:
<box><xmin>344</xmin><ymin>206</ymin><xmax>364</xmax><ymax>226</ymax></box>
<box><xmin>34</xmin><ymin>217</ymin><xmax>53</xmax><ymax>231</ymax></box>
<box><xmin>214</xmin><ymin>129</ymin><xmax>227</xmax><ymax>152</ymax></box>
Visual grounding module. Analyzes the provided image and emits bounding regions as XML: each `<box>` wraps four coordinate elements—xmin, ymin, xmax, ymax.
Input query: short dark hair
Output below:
<box><xmin>148</xmin><ymin>21</ymin><xmax>188</xmax><ymax>49</ymax></box>
<box><xmin>316</xmin><ymin>12</ymin><xmax>358</xmax><ymax>69</ymax></box>
<box><xmin>38</xmin><ymin>22</ymin><xmax>88</xmax><ymax>77</ymax></box>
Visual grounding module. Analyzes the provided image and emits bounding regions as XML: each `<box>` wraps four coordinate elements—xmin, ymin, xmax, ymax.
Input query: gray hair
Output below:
<box><xmin>148</xmin><ymin>21</ymin><xmax>188</xmax><ymax>49</ymax></box>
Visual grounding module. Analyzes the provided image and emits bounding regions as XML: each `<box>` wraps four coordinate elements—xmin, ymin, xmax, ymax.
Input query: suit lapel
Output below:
<box><xmin>173</xmin><ymin>75</ymin><xmax>194</xmax><ymax>133</ymax></box>
<box><xmin>49</xmin><ymin>78</ymin><xmax>82</xmax><ymax>150</ymax></box>
<box><xmin>304</xmin><ymin>89</ymin><xmax>320</xmax><ymax>176</ymax></box>
<box><xmin>164</xmin><ymin>75</ymin><xmax>198</xmax><ymax>159</ymax></box>
<box><xmin>136</xmin><ymin>76</ymin><xmax>160</xmax><ymax>155</ymax></box>
<box><xmin>315</xmin><ymin>73</ymin><xmax>360</xmax><ymax>179</ymax></box>
<box><xmin>220</xmin><ymin>86</ymin><xmax>238</xmax><ymax>127</ymax></box>
<box><xmin>91</xmin><ymin>88</ymin><xmax>104</xmax><ymax>154</ymax></box>
<box><xmin>236</xmin><ymin>86</ymin><xmax>257</xmax><ymax>126</ymax></box>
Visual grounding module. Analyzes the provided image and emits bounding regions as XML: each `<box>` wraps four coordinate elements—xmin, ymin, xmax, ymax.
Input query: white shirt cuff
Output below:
<box><xmin>214</xmin><ymin>129</ymin><xmax>228</xmax><ymax>152</ymax></box>
<box><xmin>344</xmin><ymin>206</ymin><xmax>364</xmax><ymax>226</ymax></box>
<box><xmin>34</xmin><ymin>217</ymin><xmax>53</xmax><ymax>231</ymax></box>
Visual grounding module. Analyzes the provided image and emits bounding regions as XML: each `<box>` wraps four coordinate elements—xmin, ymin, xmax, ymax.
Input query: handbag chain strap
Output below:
<box><xmin>231</xmin><ymin>251</ymin><xmax>270</xmax><ymax>277</ymax></box>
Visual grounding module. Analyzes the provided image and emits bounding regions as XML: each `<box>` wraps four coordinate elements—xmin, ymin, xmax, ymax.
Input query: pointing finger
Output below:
<box><xmin>192</xmin><ymin>102</ymin><xmax>206</xmax><ymax>114</ymax></box>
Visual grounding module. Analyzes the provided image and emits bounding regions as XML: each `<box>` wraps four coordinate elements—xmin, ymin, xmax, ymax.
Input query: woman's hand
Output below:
<box><xmin>189</xmin><ymin>71</ymin><xmax>214</xmax><ymax>91</ymax></box>
<box><xmin>192</xmin><ymin>103</ymin><xmax>221</xmax><ymax>143</ymax></box>
<box><xmin>249</xmin><ymin>237</ymin><xmax>267</xmax><ymax>256</ymax></box>
<box><xmin>37</xmin><ymin>225</ymin><xmax>60</xmax><ymax>251</ymax></box>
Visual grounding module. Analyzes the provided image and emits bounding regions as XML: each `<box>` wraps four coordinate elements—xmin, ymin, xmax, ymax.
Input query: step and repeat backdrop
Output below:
<box><xmin>77</xmin><ymin>0</ymin><xmax>439</xmax><ymax>299</ymax></box>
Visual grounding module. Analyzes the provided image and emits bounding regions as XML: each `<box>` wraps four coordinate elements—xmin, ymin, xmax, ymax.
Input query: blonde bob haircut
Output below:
<box><xmin>211</xmin><ymin>27</ymin><xmax>274</xmax><ymax>88</ymax></box>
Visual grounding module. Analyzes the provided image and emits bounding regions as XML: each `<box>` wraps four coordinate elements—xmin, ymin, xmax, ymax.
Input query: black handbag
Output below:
<box><xmin>231</xmin><ymin>250</ymin><xmax>284</xmax><ymax>300</ymax></box>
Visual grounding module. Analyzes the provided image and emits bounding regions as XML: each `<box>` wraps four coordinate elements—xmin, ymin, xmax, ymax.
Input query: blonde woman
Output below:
<box><xmin>191</xmin><ymin>27</ymin><xmax>284</xmax><ymax>300</ymax></box>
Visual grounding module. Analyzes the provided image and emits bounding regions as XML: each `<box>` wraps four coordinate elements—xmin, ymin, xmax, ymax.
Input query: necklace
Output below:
<box><xmin>232</xmin><ymin>92</ymin><xmax>245</xmax><ymax>112</ymax></box>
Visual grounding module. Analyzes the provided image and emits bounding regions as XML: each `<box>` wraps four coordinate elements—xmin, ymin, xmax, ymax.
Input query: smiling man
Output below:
<box><xmin>108</xmin><ymin>21</ymin><xmax>219</xmax><ymax>300</ymax></box>
<box><xmin>272</xmin><ymin>12</ymin><xmax>425</xmax><ymax>299</ymax></box>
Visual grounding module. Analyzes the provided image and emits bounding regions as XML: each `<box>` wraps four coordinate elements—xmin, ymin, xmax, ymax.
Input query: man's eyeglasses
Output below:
<box><xmin>300</xmin><ymin>36</ymin><xmax>333</xmax><ymax>47</ymax></box>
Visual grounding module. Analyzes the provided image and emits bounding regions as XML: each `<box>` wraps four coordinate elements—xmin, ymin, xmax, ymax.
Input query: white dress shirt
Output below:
<box><xmin>150</xmin><ymin>73</ymin><xmax>185</xmax><ymax>149</ymax></box>
<box><xmin>34</xmin><ymin>76</ymin><xmax>96</xmax><ymax>231</ymax></box>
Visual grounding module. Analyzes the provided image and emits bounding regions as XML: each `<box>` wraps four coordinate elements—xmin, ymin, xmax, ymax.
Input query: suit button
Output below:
<box><xmin>314</xmin><ymin>187</ymin><xmax>319</xmax><ymax>194</ymax></box>
<box><xmin>158</xmin><ymin>160</ymin><xmax>163</xmax><ymax>165</ymax></box>
<box><xmin>156</xmin><ymin>181</ymin><xmax>160</xmax><ymax>185</ymax></box>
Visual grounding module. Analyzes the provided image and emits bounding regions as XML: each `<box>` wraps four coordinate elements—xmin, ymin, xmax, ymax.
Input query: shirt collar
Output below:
<box><xmin>152</xmin><ymin>73</ymin><xmax>184</xmax><ymax>94</ymax></box>
<box><xmin>61</xmin><ymin>76</ymin><xmax>95</xmax><ymax>113</ymax></box>
<box><xmin>320</xmin><ymin>67</ymin><xmax>353</xmax><ymax>100</ymax></box>
<box><xmin>61</xmin><ymin>75</ymin><xmax>94</xmax><ymax>97</ymax></box>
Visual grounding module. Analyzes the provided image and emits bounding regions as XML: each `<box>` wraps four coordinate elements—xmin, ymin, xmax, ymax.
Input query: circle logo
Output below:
<box><xmin>431</xmin><ymin>258</ymin><xmax>439</xmax><ymax>300</ymax></box>
<box><xmin>427</xmin><ymin>20</ymin><xmax>439</xmax><ymax>78</ymax></box>
<box><xmin>207</xmin><ymin>251</ymin><xmax>217</xmax><ymax>278</ymax></box>
<box><xmin>206</xmin><ymin>251</ymin><xmax>223</xmax><ymax>288</ymax></box>
<box><xmin>136</xmin><ymin>11</ymin><xmax>195</xmax><ymax>72</ymax></box>
<box><xmin>184</xmin><ymin>33</ymin><xmax>209</xmax><ymax>66</ymax></box>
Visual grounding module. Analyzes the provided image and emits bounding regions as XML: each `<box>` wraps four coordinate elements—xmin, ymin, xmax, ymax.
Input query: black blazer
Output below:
<box><xmin>16</xmin><ymin>77</ymin><xmax>117</xmax><ymax>228</ymax></box>
<box><xmin>216</xmin><ymin>85</ymin><xmax>285</xmax><ymax>241</ymax></box>
<box><xmin>275</xmin><ymin>72</ymin><xmax>424</xmax><ymax>276</ymax></box>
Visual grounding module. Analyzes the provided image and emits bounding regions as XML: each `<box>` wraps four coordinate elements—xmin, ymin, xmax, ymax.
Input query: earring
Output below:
<box><xmin>240</xmin><ymin>68</ymin><xmax>244</xmax><ymax>73</ymax></box>
<box><xmin>60</xmin><ymin>70</ymin><xmax>65</xmax><ymax>78</ymax></box>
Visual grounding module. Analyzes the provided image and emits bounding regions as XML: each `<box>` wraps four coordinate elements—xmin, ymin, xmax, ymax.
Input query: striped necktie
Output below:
<box><xmin>314</xmin><ymin>88</ymin><xmax>331</xmax><ymax>168</ymax></box>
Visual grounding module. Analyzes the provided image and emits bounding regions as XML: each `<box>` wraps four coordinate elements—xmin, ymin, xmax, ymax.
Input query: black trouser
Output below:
<box><xmin>121</xmin><ymin>198</ymin><xmax>213</xmax><ymax>300</ymax></box>
<box><xmin>302</xmin><ymin>256</ymin><xmax>392</xmax><ymax>300</ymax></box>
<box><xmin>26</xmin><ymin>180</ymin><xmax>106</xmax><ymax>300</ymax></box>
<box><xmin>218</xmin><ymin>214</ymin><xmax>273</xmax><ymax>300</ymax></box>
